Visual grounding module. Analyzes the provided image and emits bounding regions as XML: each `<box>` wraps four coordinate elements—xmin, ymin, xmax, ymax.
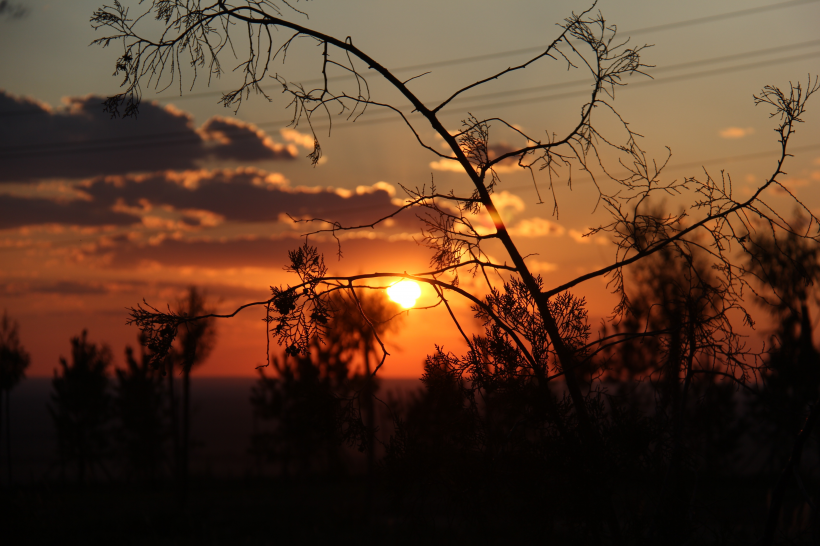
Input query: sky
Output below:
<box><xmin>1</xmin><ymin>0</ymin><xmax>819</xmax><ymax>378</ymax></box>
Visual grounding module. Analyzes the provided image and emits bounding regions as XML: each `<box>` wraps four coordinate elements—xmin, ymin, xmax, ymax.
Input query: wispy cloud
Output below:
<box><xmin>569</xmin><ymin>228</ymin><xmax>608</xmax><ymax>245</ymax></box>
<box><xmin>526</xmin><ymin>259</ymin><xmax>558</xmax><ymax>273</ymax></box>
<box><xmin>86</xmin><ymin>236</ymin><xmax>431</xmax><ymax>272</ymax></box>
<box><xmin>429</xmin><ymin>142</ymin><xmax>526</xmax><ymax>174</ymax></box>
<box><xmin>718</xmin><ymin>126</ymin><xmax>755</xmax><ymax>139</ymax></box>
<box><xmin>509</xmin><ymin>217</ymin><xmax>564</xmax><ymax>238</ymax></box>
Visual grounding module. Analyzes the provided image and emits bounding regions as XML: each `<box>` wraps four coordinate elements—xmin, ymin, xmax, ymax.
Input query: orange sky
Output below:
<box><xmin>1</xmin><ymin>0</ymin><xmax>819</xmax><ymax>378</ymax></box>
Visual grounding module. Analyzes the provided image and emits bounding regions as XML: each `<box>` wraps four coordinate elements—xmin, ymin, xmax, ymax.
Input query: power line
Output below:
<box><xmin>427</xmin><ymin>44</ymin><xmax>820</xmax><ymax>113</ymax></box>
<box><xmin>499</xmin><ymin>143</ymin><xmax>820</xmax><ymax>196</ymax></box>
<box><xmin>144</xmin><ymin>0</ymin><xmax>820</xmax><ymax>103</ymax></box>
<box><xmin>434</xmin><ymin>50</ymin><xmax>820</xmax><ymax>115</ymax></box>
<box><xmin>1</xmin><ymin>0</ymin><xmax>817</xmax><ymax>117</ymax></box>
<box><xmin>2</xmin><ymin>46</ymin><xmax>817</xmax><ymax>159</ymax></box>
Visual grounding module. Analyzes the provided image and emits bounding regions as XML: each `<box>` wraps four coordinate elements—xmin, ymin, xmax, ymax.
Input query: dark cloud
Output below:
<box><xmin>0</xmin><ymin>280</ymin><xmax>111</xmax><ymax>299</ymax></box>
<box><xmin>0</xmin><ymin>91</ymin><xmax>295</xmax><ymax>182</ymax></box>
<box><xmin>487</xmin><ymin>142</ymin><xmax>523</xmax><ymax>166</ymax></box>
<box><xmin>92</xmin><ymin>236</ymin><xmax>431</xmax><ymax>272</ymax></box>
<box><xmin>27</xmin><ymin>281</ymin><xmax>109</xmax><ymax>295</ymax></box>
<box><xmin>0</xmin><ymin>168</ymin><xmax>421</xmax><ymax>232</ymax></box>
<box><xmin>0</xmin><ymin>1</ymin><xmax>27</xmax><ymax>19</ymax></box>
<box><xmin>1</xmin><ymin>278</ymin><xmax>265</xmax><ymax>301</ymax></box>
<box><xmin>201</xmin><ymin>117</ymin><xmax>295</xmax><ymax>161</ymax></box>
<box><xmin>81</xmin><ymin>169</ymin><xmax>415</xmax><ymax>227</ymax></box>
<box><xmin>0</xmin><ymin>194</ymin><xmax>138</xmax><ymax>229</ymax></box>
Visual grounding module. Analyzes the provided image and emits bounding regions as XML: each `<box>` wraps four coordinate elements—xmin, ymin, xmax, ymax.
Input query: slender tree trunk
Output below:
<box><xmin>167</xmin><ymin>357</ymin><xmax>179</xmax><ymax>487</ymax></box>
<box><xmin>181</xmin><ymin>366</ymin><xmax>190</xmax><ymax>507</ymax></box>
<box><xmin>649</xmin><ymin>311</ymin><xmax>695</xmax><ymax>542</ymax></box>
<box><xmin>762</xmin><ymin>397</ymin><xmax>820</xmax><ymax>545</ymax></box>
<box><xmin>0</xmin><ymin>389</ymin><xmax>4</xmax><ymax>486</ymax></box>
<box><xmin>5</xmin><ymin>388</ymin><xmax>11</xmax><ymax>486</ymax></box>
<box><xmin>361</xmin><ymin>337</ymin><xmax>376</xmax><ymax>519</ymax></box>
<box><xmin>78</xmin><ymin>434</ymin><xmax>86</xmax><ymax>485</ymax></box>
<box><xmin>363</xmin><ymin>340</ymin><xmax>375</xmax><ymax>478</ymax></box>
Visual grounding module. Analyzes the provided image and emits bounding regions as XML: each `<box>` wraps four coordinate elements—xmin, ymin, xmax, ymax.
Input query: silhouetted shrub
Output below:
<box><xmin>49</xmin><ymin>330</ymin><xmax>113</xmax><ymax>484</ymax></box>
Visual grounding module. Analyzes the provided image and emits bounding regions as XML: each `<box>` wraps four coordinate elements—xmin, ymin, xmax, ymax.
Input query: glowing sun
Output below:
<box><xmin>387</xmin><ymin>280</ymin><xmax>422</xmax><ymax>308</ymax></box>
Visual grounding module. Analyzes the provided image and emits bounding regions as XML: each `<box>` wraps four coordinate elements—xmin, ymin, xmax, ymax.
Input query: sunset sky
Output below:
<box><xmin>1</xmin><ymin>0</ymin><xmax>819</xmax><ymax>378</ymax></box>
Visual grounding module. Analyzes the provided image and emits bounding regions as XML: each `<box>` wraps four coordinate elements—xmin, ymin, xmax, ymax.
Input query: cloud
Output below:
<box><xmin>569</xmin><ymin>229</ymin><xmax>608</xmax><ymax>245</ymax></box>
<box><xmin>719</xmin><ymin>127</ymin><xmax>755</xmax><ymax>139</ymax></box>
<box><xmin>458</xmin><ymin>190</ymin><xmax>525</xmax><ymax>236</ymax></box>
<box><xmin>0</xmin><ymin>1</ymin><xmax>27</xmax><ymax>19</ymax></box>
<box><xmin>0</xmin><ymin>168</ymin><xmax>420</xmax><ymax>232</ymax></box>
<box><xmin>429</xmin><ymin>141</ymin><xmax>526</xmax><ymax>174</ymax></box>
<box><xmin>526</xmin><ymin>259</ymin><xmax>558</xmax><ymax>273</ymax></box>
<box><xmin>87</xmin><ymin>235</ymin><xmax>432</xmax><ymax>272</ymax></box>
<box><xmin>429</xmin><ymin>158</ymin><xmax>465</xmax><ymax>172</ymax></box>
<box><xmin>78</xmin><ymin>169</ymin><xmax>412</xmax><ymax>228</ymax></box>
<box><xmin>769</xmin><ymin>174</ymin><xmax>813</xmax><ymax>195</ymax></box>
<box><xmin>200</xmin><ymin>117</ymin><xmax>296</xmax><ymax>161</ymax></box>
<box><xmin>0</xmin><ymin>90</ymin><xmax>296</xmax><ymax>183</ymax></box>
<box><xmin>280</xmin><ymin>128</ymin><xmax>316</xmax><ymax>150</ymax></box>
<box><xmin>491</xmin><ymin>191</ymin><xmax>525</xmax><ymax>216</ymax></box>
<box><xmin>0</xmin><ymin>194</ymin><xmax>138</xmax><ymax>229</ymax></box>
<box><xmin>487</xmin><ymin>142</ymin><xmax>522</xmax><ymax>167</ymax></box>
<box><xmin>491</xmin><ymin>191</ymin><xmax>525</xmax><ymax>228</ymax></box>
<box><xmin>509</xmin><ymin>217</ymin><xmax>564</xmax><ymax>238</ymax></box>
<box><xmin>0</xmin><ymin>277</ymin><xmax>264</xmax><ymax>301</ymax></box>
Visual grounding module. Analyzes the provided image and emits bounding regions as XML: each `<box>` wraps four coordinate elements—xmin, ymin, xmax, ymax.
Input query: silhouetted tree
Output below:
<box><xmin>0</xmin><ymin>310</ymin><xmax>30</xmax><ymax>485</ymax></box>
<box><xmin>328</xmin><ymin>290</ymin><xmax>399</xmax><ymax>483</ymax></box>
<box><xmin>171</xmin><ymin>287</ymin><xmax>216</xmax><ymax>503</ymax></box>
<box><xmin>98</xmin><ymin>2</ymin><xmax>818</xmax><ymax>542</ymax></box>
<box><xmin>750</xmin><ymin>225</ymin><xmax>820</xmax><ymax>471</ymax></box>
<box><xmin>746</xmin><ymin>224</ymin><xmax>820</xmax><ymax>543</ymax></box>
<box><xmin>114</xmin><ymin>337</ymin><xmax>168</xmax><ymax>482</ymax></box>
<box><xmin>251</xmin><ymin>348</ymin><xmax>350</xmax><ymax>477</ymax></box>
<box><xmin>49</xmin><ymin>330</ymin><xmax>113</xmax><ymax>484</ymax></box>
<box><xmin>251</xmin><ymin>289</ymin><xmax>400</xmax><ymax>479</ymax></box>
<box><xmin>598</xmin><ymin>233</ymin><xmax>746</xmax><ymax>541</ymax></box>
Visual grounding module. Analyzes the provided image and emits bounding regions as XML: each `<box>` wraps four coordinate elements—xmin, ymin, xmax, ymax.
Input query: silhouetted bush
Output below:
<box><xmin>114</xmin><ymin>339</ymin><xmax>169</xmax><ymax>482</ymax></box>
<box><xmin>0</xmin><ymin>310</ymin><xmax>30</xmax><ymax>485</ymax></box>
<box><xmin>49</xmin><ymin>330</ymin><xmax>113</xmax><ymax>484</ymax></box>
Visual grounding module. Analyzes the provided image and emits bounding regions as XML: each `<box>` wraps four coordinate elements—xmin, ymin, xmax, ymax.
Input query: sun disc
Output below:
<box><xmin>387</xmin><ymin>280</ymin><xmax>421</xmax><ymax>308</ymax></box>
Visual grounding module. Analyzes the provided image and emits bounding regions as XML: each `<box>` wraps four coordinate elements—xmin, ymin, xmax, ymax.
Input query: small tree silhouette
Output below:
<box><xmin>114</xmin><ymin>337</ymin><xmax>168</xmax><ymax>482</ymax></box>
<box><xmin>0</xmin><ymin>310</ymin><xmax>30</xmax><ymax>486</ymax></box>
<box><xmin>171</xmin><ymin>286</ymin><xmax>215</xmax><ymax>503</ymax></box>
<box><xmin>600</xmin><ymin>234</ymin><xmax>746</xmax><ymax>540</ymax></box>
<box><xmin>251</xmin><ymin>289</ymin><xmax>400</xmax><ymax>478</ymax></box>
<box><xmin>326</xmin><ymin>289</ymin><xmax>400</xmax><ymax>483</ymax></box>
<box><xmin>250</xmin><ymin>348</ymin><xmax>350</xmax><ymax>477</ymax></box>
<box><xmin>749</xmin><ymin>225</ymin><xmax>820</xmax><ymax>471</ymax></box>
<box><xmin>746</xmin><ymin>224</ymin><xmax>820</xmax><ymax>542</ymax></box>
<box><xmin>49</xmin><ymin>330</ymin><xmax>113</xmax><ymax>484</ymax></box>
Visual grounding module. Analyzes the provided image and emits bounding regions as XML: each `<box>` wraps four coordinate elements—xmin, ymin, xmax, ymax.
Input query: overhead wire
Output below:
<box><xmin>1</xmin><ymin>43</ymin><xmax>819</xmax><ymax>159</ymax></box>
<box><xmin>80</xmin><ymin>0</ymin><xmax>820</xmax><ymax>104</ymax></box>
<box><xmin>1</xmin><ymin>0</ymin><xmax>817</xmax><ymax>116</ymax></box>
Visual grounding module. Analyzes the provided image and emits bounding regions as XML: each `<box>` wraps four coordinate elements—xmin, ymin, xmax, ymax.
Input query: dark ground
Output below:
<box><xmin>0</xmin><ymin>472</ymin><xmax>800</xmax><ymax>545</ymax></box>
<box><xmin>0</xmin><ymin>378</ymin><xmax>816</xmax><ymax>544</ymax></box>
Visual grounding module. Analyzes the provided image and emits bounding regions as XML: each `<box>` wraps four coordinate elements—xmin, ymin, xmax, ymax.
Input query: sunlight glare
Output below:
<box><xmin>387</xmin><ymin>280</ymin><xmax>422</xmax><ymax>309</ymax></box>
